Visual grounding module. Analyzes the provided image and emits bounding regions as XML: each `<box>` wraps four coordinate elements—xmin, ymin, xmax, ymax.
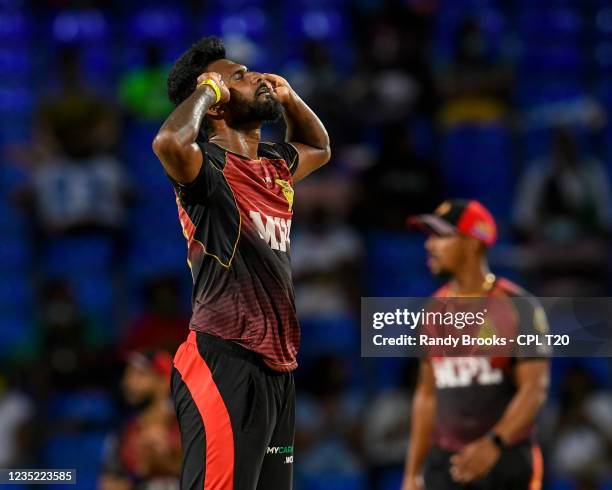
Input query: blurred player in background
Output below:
<box><xmin>152</xmin><ymin>37</ymin><xmax>330</xmax><ymax>489</ymax></box>
<box><xmin>401</xmin><ymin>199</ymin><xmax>550</xmax><ymax>490</ymax></box>
<box><xmin>99</xmin><ymin>350</ymin><xmax>181</xmax><ymax>490</ymax></box>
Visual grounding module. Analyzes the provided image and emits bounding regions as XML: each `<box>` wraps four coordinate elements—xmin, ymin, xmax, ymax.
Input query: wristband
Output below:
<box><xmin>487</xmin><ymin>432</ymin><xmax>506</xmax><ymax>450</ymax></box>
<box><xmin>197</xmin><ymin>79</ymin><xmax>221</xmax><ymax>104</ymax></box>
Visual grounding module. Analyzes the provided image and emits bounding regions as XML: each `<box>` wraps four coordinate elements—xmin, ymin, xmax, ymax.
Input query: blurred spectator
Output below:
<box><xmin>27</xmin><ymin>46</ymin><xmax>128</xmax><ymax>236</ymax></box>
<box><xmin>513</xmin><ymin>127</ymin><xmax>611</xmax><ymax>294</ymax></box>
<box><xmin>120</xmin><ymin>275</ymin><xmax>190</xmax><ymax>356</ymax></box>
<box><xmin>0</xmin><ymin>372</ymin><xmax>34</xmax><ymax>468</ymax></box>
<box><xmin>362</xmin><ymin>362</ymin><xmax>415</xmax><ymax>489</ymax></box>
<box><xmin>347</xmin><ymin>7</ymin><xmax>435</xmax><ymax>125</ymax></box>
<box><xmin>550</xmin><ymin>365</ymin><xmax>612</xmax><ymax>482</ymax></box>
<box><xmin>358</xmin><ymin>122</ymin><xmax>444</xmax><ymax>229</ymax></box>
<box><xmin>285</xmin><ymin>40</ymin><xmax>343</xmax><ymax>124</ymax></box>
<box><xmin>99</xmin><ymin>351</ymin><xmax>180</xmax><ymax>490</ymax></box>
<box><xmin>292</xmin><ymin>206</ymin><xmax>362</xmax><ymax>319</ymax></box>
<box><xmin>34</xmin><ymin>279</ymin><xmax>107</xmax><ymax>391</ymax></box>
<box><xmin>435</xmin><ymin>17</ymin><xmax>512</xmax><ymax>128</ymax></box>
<box><xmin>295</xmin><ymin>355</ymin><xmax>365</xmax><ymax>481</ymax></box>
<box><xmin>119</xmin><ymin>42</ymin><xmax>173</xmax><ymax>122</ymax></box>
<box><xmin>514</xmin><ymin>127</ymin><xmax>611</xmax><ymax>241</ymax></box>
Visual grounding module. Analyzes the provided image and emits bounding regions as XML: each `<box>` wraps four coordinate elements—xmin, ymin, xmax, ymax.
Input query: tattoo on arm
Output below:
<box><xmin>160</xmin><ymin>88</ymin><xmax>217</xmax><ymax>146</ymax></box>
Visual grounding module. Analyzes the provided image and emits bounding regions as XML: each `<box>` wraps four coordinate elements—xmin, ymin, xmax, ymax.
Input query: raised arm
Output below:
<box><xmin>402</xmin><ymin>360</ymin><xmax>437</xmax><ymax>490</ymax></box>
<box><xmin>152</xmin><ymin>73</ymin><xmax>229</xmax><ymax>184</ymax></box>
<box><xmin>263</xmin><ymin>74</ymin><xmax>331</xmax><ymax>183</ymax></box>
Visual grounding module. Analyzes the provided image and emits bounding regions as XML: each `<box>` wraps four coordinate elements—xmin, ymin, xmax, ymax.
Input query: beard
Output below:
<box><xmin>125</xmin><ymin>392</ymin><xmax>155</xmax><ymax>411</ymax></box>
<box><xmin>431</xmin><ymin>267</ymin><xmax>454</xmax><ymax>281</ymax></box>
<box><xmin>227</xmin><ymin>90</ymin><xmax>283</xmax><ymax>126</ymax></box>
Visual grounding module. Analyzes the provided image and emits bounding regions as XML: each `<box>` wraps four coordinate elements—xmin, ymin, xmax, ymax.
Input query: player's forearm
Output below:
<box><xmin>283</xmin><ymin>92</ymin><xmax>330</xmax><ymax>152</ymax></box>
<box><xmin>405</xmin><ymin>387</ymin><xmax>436</xmax><ymax>477</ymax></box>
<box><xmin>490</xmin><ymin>375</ymin><xmax>548</xmax><ymax>445</ymax></box>
<box><xmin>153</xmin><ymin>87</ymin><xmax>216</xmax><ymax>154</ymax></box>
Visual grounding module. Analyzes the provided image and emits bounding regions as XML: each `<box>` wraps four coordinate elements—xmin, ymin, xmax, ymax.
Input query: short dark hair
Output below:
<box><xmin>167</xmin><ymin>36</ymin><xmax>226</xmax><ymax>106</ymax></box>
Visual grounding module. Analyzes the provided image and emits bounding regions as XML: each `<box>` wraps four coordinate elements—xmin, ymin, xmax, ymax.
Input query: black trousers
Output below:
<box><xmin>423</xmin><ymin>442</ymin><xmax>542</xmax><ymax>490</ymax></box>
<box><xmin>171</xmin><ymin>331</ymin><xmax>295</xmax><ymax>490</ymax></box>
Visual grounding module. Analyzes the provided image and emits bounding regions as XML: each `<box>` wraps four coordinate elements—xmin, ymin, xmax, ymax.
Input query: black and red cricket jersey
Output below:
<box><xmin>426</xmin><ymin>278</ymin><xmax>550</xmax><ymax>452</ymax></box>
<box><xmin>169</xmin><ymin>141</ymin><xmax>300</xmax><ymax>372</ymax></box>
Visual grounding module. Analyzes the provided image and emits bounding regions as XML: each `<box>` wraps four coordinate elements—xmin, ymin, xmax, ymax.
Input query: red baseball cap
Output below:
<box><xmin>127</xmin><ymin>350</ymin><xmax>173</xmax><ymax>380</ymax></box>
<box><xmin>407</xmin><ymin>199</ymin><xmax>498</xmax><ymax>247</ymax></box>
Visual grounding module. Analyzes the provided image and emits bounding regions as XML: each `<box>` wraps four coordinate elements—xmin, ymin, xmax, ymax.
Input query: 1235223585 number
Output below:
<box><xmin>0</xmin><ymin>470</ymin><xmax>76</xmax><ymax>484</ymax></box>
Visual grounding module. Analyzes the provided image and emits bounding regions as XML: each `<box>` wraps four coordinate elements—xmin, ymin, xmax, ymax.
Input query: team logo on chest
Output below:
<box><xmin>275</xmin><ymin>179</ymin><xmax>294</xmax><ymax>211</ymax></box>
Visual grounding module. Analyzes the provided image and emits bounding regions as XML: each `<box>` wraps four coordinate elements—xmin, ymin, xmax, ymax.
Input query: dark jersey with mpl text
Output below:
<box><xmin>427</xmin><ymin>278</ymin><xmax>550</xmax><ymax>451</ymax></box>
<box><xmin>169</xmin><ymin>141</ymin><xmax>299</xmax><ymax>372</ymax></box>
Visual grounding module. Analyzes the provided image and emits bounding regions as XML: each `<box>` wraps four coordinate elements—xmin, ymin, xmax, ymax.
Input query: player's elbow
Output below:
<box><xmin>322</xmin><ymin>144</ymin><xmax>331</xmax><ymax>165</ymax></box>
<box><xmin>318</xmin><ymin>144</ymin><xmax>332</xmax><ymax>168</ymax></box>
<box><xmin>152</xmin><ymin>130</ymin><xmax>182</xmax><ymax>161</ymax></box>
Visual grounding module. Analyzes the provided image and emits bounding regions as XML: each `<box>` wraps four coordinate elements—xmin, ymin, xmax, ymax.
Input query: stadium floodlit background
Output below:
<box><xmin>0</xmin><ymin>0</ymin><xmax>611</xmax><ymax>488</ymax></box>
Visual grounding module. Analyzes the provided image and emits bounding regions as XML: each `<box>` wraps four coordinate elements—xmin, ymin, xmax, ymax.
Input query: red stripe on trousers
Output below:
<box><xmin>529</xmin><ymin>444</ymin><xmax>544</xmax><ymax>490</ymax></box>
<box><xmin>174</xmin><ymin>331</ymin><xmax>234</xmax><ymax>490</ymax></box>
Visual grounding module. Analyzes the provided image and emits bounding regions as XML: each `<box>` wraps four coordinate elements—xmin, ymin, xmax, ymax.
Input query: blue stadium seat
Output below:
<box><xmin>595</xmin><ymin>41</ymin><xmax>612</xmax><ymax>74</ymax></box>
<box><xmin>283</xmin><ymin>6</ymin><xmax>349</xmax><ymax>45</ymax></box>
<box><xmin>0</xmin><ymin>0</ymin><xmax>25</xmax><ymax>10</ymax></box>
<box><xmin>48</xmin><ymin>10</ymin><xmax>112</xmax><ymax>87</ymax></box>
<box><xmin>514</xmin><ymin>0</ymin><xmax>585</xmax><ymax>7</ymax></box>
<box><xmin>0</xmin><ymin>312</ymin><xmax>32</xmax><ymax>355</ymax></box>
<box><xmin>547</xmin><ymin>478</ymin><xmax>576</xmax><ymax>490</ymax></box>
<box><xmin>69</xmin><ymin>273</ymin><xmax>114</xmax><ymax>316</ymax></box>
<box><xmin>0</xmin><ymin>11</ymin><xmax>30</xmax><ymax>45</ymax></box>
<box><xmin>121</xmin><ymin>7</ymin><xmax>188</xmax><ymax>67</ymax></box>
<box><xmin>129</xmin><ymin>6</ymin><xmax>187</xmax><ymax>41</ymax></box>
<box><xmin>520</xmin><ymin>45</ymin><xmax>583</xmax><ymax>76</ymax></box>
<box><xmin>127</xmin><ymin>228</ymin><xmax>187</xmax><ymax>279</ymax></box>
<box><xmin>0</xmin><ymin>199</ymin><xmax>26</xmax><ymax>233</ymax></box>
<box><xmin>0</xmin><ymin>235</ymin><xmax>29</xmax><ymax>272</ymax></box>
<box><xmin>0</xmin><ymin>275</ymin><xmax>31</xmax><ymax>310</ymax></box>
<box><xmin>369</xmin><ymin>358</ymin><xmax>413</xmax><ymax>391</ymax></box>
<box><xmin>43</xmin><ymin>432</ymin><xmax>107</xmax><ymax>490</ymax></box>
<box><xmin>518</xmin><ymin>9</ymin><xmax>582</xmax><ymax>43</ymax></box>
<box><xmin>130</xmin><ymin>201</ymin><xmax>180</xmax><ymax>234</ymax></box>
<box><xmin>549</xmin><ymin>359</ymin><xmax>612</xmax><ymax>400</ymax></box>
<box><xmin>595</xmin><ymin>6</ymin><xmax>612</xmax><ymax>39</ymax></box>
<box><xmin>0</xmin><ymin>116</ymin><xmax>30</xmax><ymax>146</ymax></box>
<box><xmin>365</xmin><ymin>232</ymin><xmax>436</xmax><ymax>296</ymax></box>
<box><xmin>201</xmin><ymin>8</ymin><xmax>269</xmax><ymax>42</ymax></box>
<box><xmin>51</xmin><ymin>10</ymin><xmax>109</xmax><ymax>43</ymax></box>
<box><xmin>439</xmin><ymin>124</ymin><xmax>514</xmax><ymax>219</ymax></box>
<box><xmin>47</xmin><ymin>390</ymin><xmax>115</xmax><ymax>425</ymax></box>
<box><xmin>514</xmin><ymin>80</ymin><xmax>585</xmax><ymax>111</ymax></box>
<box><xmin>0</xmin><ymin>47</ymin><xmax>30</xmax><ymax>79</ymax></box>
<box><xmin>520</xmin><ymin>127</ymin><xmax>553</xmax><ymax>162</ymax></box>
<box><xmin>299</xmin><ymin>315</ymin><xmax>359</xmax><ymax>358</ymax></box>
<box><xmin>130</xmin><ymin>165</ymin><xmax>170</xmax><ymax>195</ymax></box>
<box><xmin>43</xmin><ymin>235</ymin><xmax>115</xmax><ymax>275</ymax></box>
<box><xmin>299</xmin><ymin>474</ymin><xmax>366</xmax><ymax>490</ymax></box>
<box><xmin>0</xmin><ymin>85</ymin><xmax>33</xmax><ymax>116</ymax></box>
<box><xmin>205</xmin><ymin>0</ymin><xmax>267</xmax><ymax>10</ymax></box>
<box><xmin>379</xmin><ymin>468</ymin><xmax>404</xmax><ymax>490</ymax></box>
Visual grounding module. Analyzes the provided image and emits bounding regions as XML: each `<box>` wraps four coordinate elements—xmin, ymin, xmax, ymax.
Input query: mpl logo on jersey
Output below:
<box><xmin>432</xmin><ymin>357</ymin><xmax>503</xmax><ymax>388</ymax></box>
<box><xmin>249</xmin><ymin>211</ymin><xmax>292</xmax><ymax>252</ymax></box>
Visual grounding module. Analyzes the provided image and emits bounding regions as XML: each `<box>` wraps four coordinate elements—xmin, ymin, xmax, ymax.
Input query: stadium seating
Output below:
<box><xmin>439</xmin><ymin>124</ymin><xmax>515</xmax><ymax>219</ymax></box>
